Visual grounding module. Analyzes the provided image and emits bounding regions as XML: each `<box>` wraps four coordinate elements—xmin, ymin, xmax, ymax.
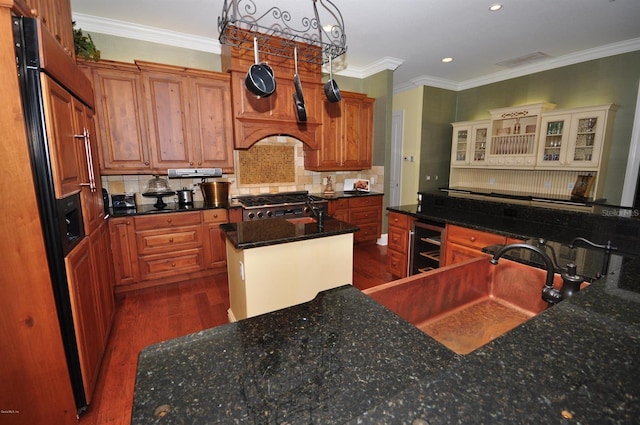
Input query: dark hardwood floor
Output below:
<box><xmin>79</xmin><ymin>243</ymin><xmax>394</xmax><ymax>425</ymax></box>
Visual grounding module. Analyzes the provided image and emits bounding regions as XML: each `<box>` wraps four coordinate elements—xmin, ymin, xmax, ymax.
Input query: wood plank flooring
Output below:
<box><xmin>79</xmin><ymin>243</ymin><xmax>394</xmax><ymax>425</ymax></box>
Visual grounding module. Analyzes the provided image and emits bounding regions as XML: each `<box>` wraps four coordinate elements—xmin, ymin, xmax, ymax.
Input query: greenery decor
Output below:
<box><xmin>73</xmin><ymin>22</ymin><xmax>100</xmax><ymax>61</ymax></box>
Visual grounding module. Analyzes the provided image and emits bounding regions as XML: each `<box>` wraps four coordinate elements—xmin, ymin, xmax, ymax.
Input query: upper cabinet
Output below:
<box><xmin>537</xmin><ymin>105</ymin><xmax>617</xmax><ymax>169</ymax></box>
<box><xmin>83</xmin><ymin>60</ymin><xmax>234</xmax><ymax>174</ymax></box>
<box><xmin>485</xmin><ymin>103</ymin><xmax>555</xmax><ymax>167</ymax></box>
<box><xmin>450</xmin><ymin>120</ymin><xmax>490</xmax><ymax>166</ymax></box>
<box><xmin>304</xmin><ymin>91</ymin><xmax>375</xmax><ymax>171</ymax></box>
<box><xmin>24</xmin><ymin>0</ymin><xmax>75</xmax><ymax>58</ymax></box>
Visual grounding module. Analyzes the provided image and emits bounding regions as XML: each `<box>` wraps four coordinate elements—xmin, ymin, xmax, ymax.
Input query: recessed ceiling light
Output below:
<box><xmin>441</xmin><ymin>57</ymin><xmax>454</xmax><ymax>63</ymax></box>
<box><xmin>489</xmin><ymin>4</ymin><xmax>503</xmax><ymax>11</ymax></box>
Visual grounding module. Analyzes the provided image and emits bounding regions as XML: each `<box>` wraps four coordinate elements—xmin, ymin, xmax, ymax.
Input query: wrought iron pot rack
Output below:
<box><xmin>218</xmin><ymin>0</ymin><xmax>347</xmax><ymax>65</ymax></box>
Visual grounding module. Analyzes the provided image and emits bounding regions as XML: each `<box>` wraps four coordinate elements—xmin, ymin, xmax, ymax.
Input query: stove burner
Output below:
<box><xmin>233</xmin><ymin>191</ymin><xmax>327</xmax><ymax>221</ymax></box>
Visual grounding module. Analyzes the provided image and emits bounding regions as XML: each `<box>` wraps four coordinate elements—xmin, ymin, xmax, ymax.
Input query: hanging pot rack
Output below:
<box><xmin>218</xmin><ymin>0</ymin><xmax>347</xmax><ymax>65</ymax></box>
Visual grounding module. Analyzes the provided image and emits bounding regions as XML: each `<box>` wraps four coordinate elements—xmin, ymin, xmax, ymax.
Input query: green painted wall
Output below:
<box><xmin>419</xmin><ymin>86</ymin><xmax>458</xmax><ymax>193</ymax></box>
<box><xmin>454</xmin><ymin>51</ymin><xmax>640</xmax><ymax>204</ymax></box>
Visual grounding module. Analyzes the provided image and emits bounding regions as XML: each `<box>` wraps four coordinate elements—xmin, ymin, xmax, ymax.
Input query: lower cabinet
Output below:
<box><xmin>328</xmin><ymin>195</ymin><xmax>383</xmax><ymax>244</ymax></box>
<box><xmin>386</xmin><ymin>211</ymin><xmax>414</xmax><ymax>278</ymax></box>
<box><xmin>65</xmin><ymin>222</ymin><xmax>113</xmax><ymax>405</ymax></box>
<box><xmin>443</xmin><ymin>224</ymin><xmax>517</xmax><ymax>266</ymax></box>
<box><xmin>109</xmin><ymin>210</ymin><xmax>228</xmax><ymax>291</ymax></box>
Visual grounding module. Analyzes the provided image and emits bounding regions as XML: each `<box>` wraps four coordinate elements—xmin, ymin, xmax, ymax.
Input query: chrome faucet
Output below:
<box><xmin>490</xmin><ymin>243</ymin><xmax>563</xmax><ymax>305</ymax></box>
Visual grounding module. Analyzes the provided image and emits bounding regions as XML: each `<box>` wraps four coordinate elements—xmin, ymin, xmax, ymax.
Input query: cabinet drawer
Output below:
<box><xmin>388</xmin><ymin>212</ymin><xmax>411</xmax><ymax>229</ymax></box>
<box><xmin>350</xmin><ymin>206</ymin><xmax>381</xmax><ymax>224</ymax></box>
<box><xmin>329</xmin><ymin>198</ymin><xmax>349</xmax><ymax>215</ymax></box>
<box><xmin>134</xmin><ymin>211</ymin><xmax>201</xmax><ymax>231</ymax></box>
<box><xmin>354</xmin><ymin>222</ymin><xmax>381</xmax><ymax>243</ymax></box>
<box><xmin>202</xmin><ymin>209</ymin><xmax>228</xmax><ymax>224</ymax></box>
<box><xmin>386</xmin><ymin>249</ymin><xmax>407</xmax><ymax>278</ymax></box>
<box><xmin>139</xmin><ymin>248</ymin><xmax>203</xmax><ymax>281</ymax></box>
<box><xmin>136</xmin><ymin>226</ymin><xmax>202</xmax><ymax>255</ymax></box>
<box><xmin>446</xmin><ymin>224</ymin><xmax>506</xmax><ymax>250</ymax></box>
<box><xmin>388</xmin><ymin>226</ymin><xmax>408</xmax><ymax>252</ymax></box>
<box><xmin>348</xmin><ymin>196</ymin><xmax>382</xmax><ymax>209</ymax></box>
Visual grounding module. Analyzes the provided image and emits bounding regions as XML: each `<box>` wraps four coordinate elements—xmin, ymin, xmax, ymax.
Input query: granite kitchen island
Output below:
<box><xmin>220</xmin><ymin>217</ymin><xmax>359</xmax><ymax>321</ymax></box>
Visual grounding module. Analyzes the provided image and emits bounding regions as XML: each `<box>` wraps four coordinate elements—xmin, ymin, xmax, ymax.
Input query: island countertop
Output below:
<box><xmin>220</xmin><ymin>217</ymin><xmax>359</xmax><ymax>249</ymax></box>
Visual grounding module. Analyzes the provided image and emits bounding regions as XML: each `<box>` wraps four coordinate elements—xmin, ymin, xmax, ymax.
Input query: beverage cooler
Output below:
<box><xmin>410</xmin><ymin>220</ymin><xmax>445</xmax><ymax>275</ymax></box>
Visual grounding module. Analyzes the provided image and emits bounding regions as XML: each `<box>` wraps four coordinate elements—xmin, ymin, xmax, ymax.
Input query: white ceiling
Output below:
<box><xmin>70</xmin><ymin>0</ymin><xmax>640</xmax><ymax>92</ymax></box>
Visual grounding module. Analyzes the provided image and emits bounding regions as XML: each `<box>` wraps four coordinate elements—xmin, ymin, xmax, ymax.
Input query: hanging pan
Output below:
<box><xmin>245</xmin><ymin>37</ymin><xmax>276</xmax><ymax>98</ymax></box>
<box><xmin>292</xmin><ymin>47</ymin><xmax>307</xmax><ymax>122</ymax></box>
<box><xmin>324</xmin><ymin>54</ymin><xmax>342</xmax><ymax>103</ymax></box>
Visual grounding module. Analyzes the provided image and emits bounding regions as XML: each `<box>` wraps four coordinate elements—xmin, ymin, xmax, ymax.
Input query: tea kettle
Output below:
<box><xmin>176</xmin><ymin>187</ymin><xmax>194</xmax><ymax>205</ymax></box>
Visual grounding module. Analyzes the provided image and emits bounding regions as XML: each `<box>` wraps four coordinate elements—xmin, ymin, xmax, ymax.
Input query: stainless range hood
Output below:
<box><xmin>167</xmin><ymin>168</ymin><xmax>223</xmax><ymax>178</ymax></box>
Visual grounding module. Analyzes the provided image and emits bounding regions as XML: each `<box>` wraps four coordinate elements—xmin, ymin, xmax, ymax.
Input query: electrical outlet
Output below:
<box><xmin>544</xmin><ymin>180</ymin><xmax>551</xmax><ymax>188</ymax></box>
<box><xmin>568</xmin><ymin>182</ymin><xmax>575</xmax><ymax>189</ymax></box>
<box><xmin>489</xmin><ymin>178</ymin><xmax>496</xmax><ymax>185</ymax></box>
<box><xmin>426</xmin><ymin>175</ymin><xmax>431</xmax><ymax>181</ymax></box>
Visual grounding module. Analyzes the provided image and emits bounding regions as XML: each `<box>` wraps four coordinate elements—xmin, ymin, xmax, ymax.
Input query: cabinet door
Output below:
<box><xmin>92</xmin><ymin>67</ymin><xmax>151</xmax><ymax>172</ymax></box>
<box><xmin>451</xmin><ymin>125</ymin><xmax>470</xmax><ymax>165</ymax></box>
<box><xmin>565</xmin><ymin>110</ymin><xmax>607</xmax><ymax>168</ymax></box>
<box><xmin>108</xmin><ymin>217</ymin><xmax>139</xmax><ymax>286</ymax></box>
<box><xmin>74</xmin><ymin>102</ymin><xmax>105</xmax><ymax>234</ymax></box>
<box><xmin>41</xmin><ymin>75</ymin><xmax>82</xmax><ymax>198</ymax></box>
<box><xmin>89</xmin><ymin>221</ymin><xmax>114</xmax><ymax>342</ymax></box>
<box><xmin>341</xmin><ymin>96</ymin><xmax>373</xmax><ymax>169</ymax></box>
<box><xmin>469</xmin><ymin>123</ymin><xmax>489</xmax><ymax>165</ymax></box>
<box><xmin>189</xmin><ymin>75</ymin><xmax>234</xmax><ymax>171</ymax></box>
<box><xmin>537</xmin><ymin>114</ymin><xmax>570</xmax><ymax>167</ymax></box>
<box><xmin>144</xmin><ymin>72</ymin><xmax>192</xmax><ymax>169</ymax></box>
<box><xmin>65</xmin><ymin>238</ymin><xmax>102</xmax><ymax>404</ymax></box>
<box><xmin>203</xmin><ymin>209</ymin><xmax>228</xmax><ymax>269</ymax></box>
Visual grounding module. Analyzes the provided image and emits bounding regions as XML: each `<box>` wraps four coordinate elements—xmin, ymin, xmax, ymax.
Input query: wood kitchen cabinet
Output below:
<box><xmin>327</xmin><ymin>195</ymin><xmax>382</xmax><ymax>244</ymax></box>
<box><xmin>386</xmin><ymin>211</ymin><xmax>414</xmax><ymax>278</ymax></box>
<box><xmin>64</xmin><ymin>237</ymin><xmax>104</xmax><ymax>405</ymax></box>
<box><xmin>89</xmin><ymin>63</ymin><xmax>152</xmax><ymax>173</ymax></box>
<box><xmin>41</xmin><ymin>74</ymin><xmax>82</xmax><ymax>198</ymax></box>
<box><xmin>203</xmin><ymin>209</ymin><xmax>229</xmax><ymax>269</ymax></box>
<box><xmin>90</xmin><ymin>220</ymin><xmax>115</xmax><ymax>342</ymax></box>
<box><xmin>85</xmin><ymin>60</ymin><xmax>234</xmax><ymax>174</ymax></box>
<box><xmin>304</xmin><ymin>91</ymin><xmax>374</xmax><ymax>171</ymax></box>
<box><xmin>110</xmin><ymin>210</ymin><xmax>229</xmax><ymax>292</ymax></box>
<box><xmin>109</xmin><ymin>216</ymin><xmax>140</xmax><ymax>286</ymax></box>
<box><xmin>443</xmin><ymin>224</ymin><xmax>518</xmax><ymax>266</ymax></box>
<box><xmin>24</xmin><ymin>0</ymin><xmax>74</xmax><ymax>58</ymax></box>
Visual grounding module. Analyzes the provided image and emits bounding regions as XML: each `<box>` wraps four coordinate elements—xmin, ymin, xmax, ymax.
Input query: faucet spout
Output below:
<box><xmin>490</xmin><ymin>243</ymin><xmax>562</xmax><ymax>305</ymax></box>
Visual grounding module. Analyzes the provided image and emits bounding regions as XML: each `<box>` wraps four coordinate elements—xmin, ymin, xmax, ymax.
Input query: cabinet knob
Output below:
<box><xmin>171</xmin><ymin>263</ymin><xmax>176</xmax><ymax>267</ymax></box>
<box><xmin>144</xmin><ymin>161</ymin><xmax>149</xmax><ymax>166</ymax></box>
<box><xmin>167</xmin><ymin>218</ymin><xmax>172</xmax><ymax>223</ymax></box>
<box><xmin>470</xmin><ymin>236</ymin><xmax>476</xmax><ymax>242</ymax></box>
<box><xmin>169</xmin><ymin>238</ymin><xmax>174</xmax><ymax>243</ymax></box>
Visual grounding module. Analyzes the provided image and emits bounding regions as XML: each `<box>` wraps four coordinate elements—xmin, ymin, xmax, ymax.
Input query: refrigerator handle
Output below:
<box><xmin>76</xmin><ymin>129</ymin><xmax>96</xmax><ymax>192</ymax></box>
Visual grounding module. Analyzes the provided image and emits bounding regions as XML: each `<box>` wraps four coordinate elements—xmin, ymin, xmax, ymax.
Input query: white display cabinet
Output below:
<box><xmin>537</xmin><ymin>104</ymin><xmax>617</xmax><ymax>169</ymax></box>
<box><xmin>485</xmin><ymin>103</ymin><xmax>555</xmax><ymax>167</ymax></box>
<box><xmin>450</xmin><ymin>120</ymin><xmax>490</xmax><ymax>166</ymax></box>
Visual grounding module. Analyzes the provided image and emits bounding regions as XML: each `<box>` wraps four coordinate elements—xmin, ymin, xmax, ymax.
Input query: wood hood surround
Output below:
<box><xmin>221</xmin><ymin>28</ymin><xmax>322</xmax><ymax>150</ymax></box>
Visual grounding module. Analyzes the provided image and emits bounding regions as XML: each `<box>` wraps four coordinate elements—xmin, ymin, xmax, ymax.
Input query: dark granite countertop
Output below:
<box><xmin>221</xmin><ymin>217</ymin><xmax>359</xmax><ymax>249</ymax></box>
<box><xmin>109</xmin><ymin>200</ymin><xmax>241</xmax><ymax>217</ymax></box>
<box><xmin>131</xmin><ymin>191</ymin><xmax>640</xmax><ymax>424</ymax></box>
<box><xmin>313</xmin><ymin>190</ymin><xmax>384</xmax><ymax>199</ymax></box>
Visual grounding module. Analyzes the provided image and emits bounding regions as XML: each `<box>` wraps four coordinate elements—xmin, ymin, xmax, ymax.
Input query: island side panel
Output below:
<box><xmin>225</xmin><ymin>233</ymin><xmax>354</xmax><ymax>321</ymax></box>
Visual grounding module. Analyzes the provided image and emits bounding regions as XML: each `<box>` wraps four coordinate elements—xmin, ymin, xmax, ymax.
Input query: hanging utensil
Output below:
<box><xmin>292</xmin><ymin>47</ymin><xmax>307</xmax><ymax>122</ymax></box>
<box><xmin>245</xmin><ymin>37</ymin><xmax>276</xmax><ymax>97</ymax></box>
<box><xmin>324</xmin><ymin>54</ymin><xmax>342</xmax><ymax>103</ymax></box>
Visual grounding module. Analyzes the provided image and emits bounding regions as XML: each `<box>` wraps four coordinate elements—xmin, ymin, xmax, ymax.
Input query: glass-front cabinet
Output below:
<box><xmin>537</xmin><ymin>105</ymin><xmax>616</xmax><ymax>169</ymax></box>
<box><xmin>450</xmin><ymin>120</ymin><xmax>489</xmax><ymax>166</ymax></box>
<box><xmin>486</xmin><ymin>103</ymin><xmax>555</xmax><ymax>167</ymax></box>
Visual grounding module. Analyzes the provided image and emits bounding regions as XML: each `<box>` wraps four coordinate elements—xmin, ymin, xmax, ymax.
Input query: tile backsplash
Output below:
<box><xmin>101</xmin><ymin>137</ymin><xmax>384</xmax><ymax>206</ymax></box>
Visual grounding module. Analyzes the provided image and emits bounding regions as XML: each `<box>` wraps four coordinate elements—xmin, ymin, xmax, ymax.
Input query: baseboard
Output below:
<box><xmin>377</xmin><ymin>233</ymin><xmax>388</xmax><ymax>246</ymax></box>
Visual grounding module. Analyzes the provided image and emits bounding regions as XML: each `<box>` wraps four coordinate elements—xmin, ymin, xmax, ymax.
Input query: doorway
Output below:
<box><xmin>390</xmin><ymin>111</ymin><xmax>403</xmax><ymax>207</ymax></box>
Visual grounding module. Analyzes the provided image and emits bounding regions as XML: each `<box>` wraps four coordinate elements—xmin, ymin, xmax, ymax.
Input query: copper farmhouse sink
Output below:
<box><xmin>364</xmin><ymin>256</ymin><xmax>575</xmax><ymax>355</ymax></box>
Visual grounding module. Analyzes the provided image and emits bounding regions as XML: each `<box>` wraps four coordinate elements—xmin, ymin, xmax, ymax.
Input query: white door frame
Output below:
<box><xmin>621</xmin><ymin>79</ymin><xmax>640</xmax><ymax>207</ymax></box>
<box><xmin>390</xmin><ymin>110</ymin><xmax>404</xmax><ymax>207</ymax></box>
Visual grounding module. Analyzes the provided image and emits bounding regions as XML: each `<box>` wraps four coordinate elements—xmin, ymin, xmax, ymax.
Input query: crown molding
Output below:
<box><xmin>73</xmin><ymin>13</ymin><xmax>640</xmax><ymax>91</ymax></box>
<box><xmin>72</xmin><ymin>13</ymin><xmax>220</xmax><ymax>53</ymax></box>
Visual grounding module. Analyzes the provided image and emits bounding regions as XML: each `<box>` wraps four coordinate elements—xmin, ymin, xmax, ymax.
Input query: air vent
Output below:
<box><xmin>496</xmin><ymin>52</ymin><xmax>552</xmax><ymax>68</ymax></box>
